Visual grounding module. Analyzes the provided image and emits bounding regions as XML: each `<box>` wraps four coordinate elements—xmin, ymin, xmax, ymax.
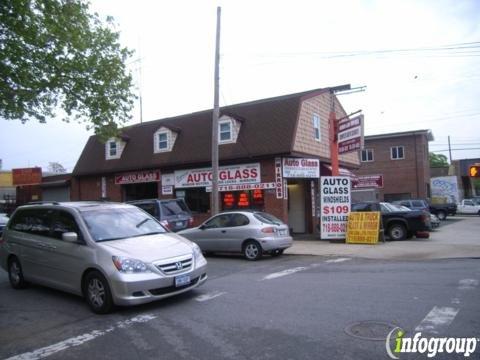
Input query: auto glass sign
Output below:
<box><xmin>175</xmin><ymin>163</ymin><xmax>260</xmax><ymax>188</ymax></box>
<box><xmin>320</xmin><ymin>176</ymin><xmax>351</xmax><ymax>240</ymax></box>
<box><xmin>282</xmin><ymin>158</ymin><xmax>320</xmax><ymax>178</ymax></box>
<box><xmin>115</xmin><ymin>170</ymin><xmax>161</xmax><ymax>185</ymax></box>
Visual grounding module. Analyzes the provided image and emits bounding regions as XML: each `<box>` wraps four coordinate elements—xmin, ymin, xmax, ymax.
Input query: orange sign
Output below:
<box><xmin>12</xmin><ymin>167</ymin><xmax>42</xmax><ymax>186</ymax></box>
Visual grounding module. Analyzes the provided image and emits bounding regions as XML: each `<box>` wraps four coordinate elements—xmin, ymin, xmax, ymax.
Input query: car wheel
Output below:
<box><xmin>436</xmin><ymin>211</ymin><xmax>446</xmax><ymax>221</ymax></box>
<box><xmin>388</xmin><ymin>224</ymin><xmax>407</xmax><ymax>241</ymax></box>
<box><xmin>243</xmin><ymin>240</ymin><xmax>262</xmax><ymax>261</ymax></box>
<box><xmin>84</xmin><ymin>271</ymin><xmax>114</xmax><ymax>314</ymax></box>
<box><xmin>271</xmin><ymin>249</ymin><xmax>284</xmax><ymax>257</ymax></box>
<box><xmin>8</xmin><ymin>257</ymin><xmax>27</xmax><ymax>289</ymax></box>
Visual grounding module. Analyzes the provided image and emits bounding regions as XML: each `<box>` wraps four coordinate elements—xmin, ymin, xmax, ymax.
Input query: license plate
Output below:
<box><xmin>175</xmin><ymin>274</ymin><xmax>191</xmax><ymax>287</ymax></box>
<box><xmin>279</xmin><ymin>229</ymin><xmax>287</xmax><ymax>235</ymax></box>
<box><xmin>176</xmin><ymin>221</ymin><xmax>184</xmax><ymax>227</ymax></box>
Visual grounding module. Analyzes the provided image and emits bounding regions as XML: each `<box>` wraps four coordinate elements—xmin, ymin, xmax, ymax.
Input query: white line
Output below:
<box><xmin>262</xmin><ymin>267</ymin><xmax>307</xmax><ymax>281</ymax></box>
<box><xmin>5</xmin><ymin>314</ymin><xmax>157</xmax><ymax>360</ymax></box>
<box><xmin>325</xmin><ymin>258</ymin><xmax>351</xmax><ymax>263</ymax></box>
<box><xmin>458</xmin><ymin>279</ymin><xmax>479</xmax><ymax>290</ymax></box>
<box><xmin>414</xmin><ymin>306</ymin><xmax>459</xmax><ymax>334</ymax></box>
<box><xmin>195</xmin><ymin>291</ymin><xmax>227</xmax><ymax>302</ymax></box>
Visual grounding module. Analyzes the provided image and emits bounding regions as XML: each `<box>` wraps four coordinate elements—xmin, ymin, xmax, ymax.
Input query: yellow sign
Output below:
<box><xmin>346</xmin><ymin>212</ymin><xmax>381</xmax><ymax>244</ymax></box>
<box><xmin>0</xmin><ymin>172</ymin><xmax>13</xmax><ymax>187</ymax></box>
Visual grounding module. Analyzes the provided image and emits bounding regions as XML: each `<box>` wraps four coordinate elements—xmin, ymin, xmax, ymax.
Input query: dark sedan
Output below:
<box><xmin>351</xmin><ymin>202</ymin><xmax>431</xmax><ymax>240</ymax></box>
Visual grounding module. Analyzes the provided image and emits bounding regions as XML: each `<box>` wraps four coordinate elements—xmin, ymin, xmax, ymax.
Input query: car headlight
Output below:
<box><xmin>112</xmin><ymin>256</ymin><xmax>150</xmax><ymax>273</ymax></box>
<box><xmin>192</xmin><ymin>243</ymin><xmax>203</xmax><ymax>260</ymax></box>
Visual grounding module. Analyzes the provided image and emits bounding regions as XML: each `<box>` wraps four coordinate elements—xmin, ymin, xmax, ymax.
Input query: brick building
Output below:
<box><xmin>353</xmin><ymin>130</ymin><xmax>433</xmax><ymax>202</ymax></box>
<box><xmin>72</xmin><ymin>88</ymin><xmax>360</xmax><ymax>235</ymax></box>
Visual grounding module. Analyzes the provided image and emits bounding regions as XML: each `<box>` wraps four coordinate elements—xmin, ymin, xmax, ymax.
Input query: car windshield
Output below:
<box><xmin>81</xmin><ymin>206</ymin><xmax>167</xmax><ymax>242</ymax></box>
<box><xmin>254</xmin><ymin>212</ymin><xmax>284</xmax><ymax>225</ymax></box>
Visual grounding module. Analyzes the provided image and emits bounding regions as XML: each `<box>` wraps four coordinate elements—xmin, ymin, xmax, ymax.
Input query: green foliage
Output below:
<box><xmin>0</xmin><ymin>0</ymin><xmax>135</xmax><ymax>141</ymax></box>
<box><xmin>429</xmin><ymin>152</ymin><xmax>449</xmax><ymax>167</ymax></box>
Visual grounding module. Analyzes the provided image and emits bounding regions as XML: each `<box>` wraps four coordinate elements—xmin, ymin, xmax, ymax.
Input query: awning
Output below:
<box><xmin>321</xmin><ymin>164</ymin><xmax>358</xmax><ymax>180</ymax></box>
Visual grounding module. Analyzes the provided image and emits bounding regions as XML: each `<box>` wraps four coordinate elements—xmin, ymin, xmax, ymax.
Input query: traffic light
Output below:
<box><xmin>469</xmin><ymin>164</ymin><xmax>480</xmax><ymax>177</ymax></box>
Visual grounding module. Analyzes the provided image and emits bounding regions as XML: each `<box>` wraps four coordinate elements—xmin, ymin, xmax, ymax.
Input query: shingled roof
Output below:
<box><xmin>73</xmin><ymin>88</ymin><xmax>327</xmax><ymax>176</ymax></box>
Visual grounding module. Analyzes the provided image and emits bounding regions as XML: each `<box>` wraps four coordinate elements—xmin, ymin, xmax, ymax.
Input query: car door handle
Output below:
<box><xmin>221</xmin><ymin>230</ymin><xmax>227</xmax><ymax>233</ymax></box>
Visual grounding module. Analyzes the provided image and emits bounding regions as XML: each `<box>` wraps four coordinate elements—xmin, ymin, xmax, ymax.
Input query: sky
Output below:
<box><xmin>1</xmin><ymin>0</ymin><xmax>480</xmax><ymax>172</ymax></box>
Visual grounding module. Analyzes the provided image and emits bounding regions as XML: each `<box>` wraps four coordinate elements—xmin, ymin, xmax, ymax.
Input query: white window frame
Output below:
<box><xmin>361</xmin><ymin>148</ymin><xmax>374</xmax><ymax>162</ymax></box>
<box><xmin>109</xmin><ymin>141</ymin><xmax>117</xmax><ymax>157</ymax></box>
<box><xmin>313</xmin><ymin>114</ymin><xmax>321</xmax><ymax>141</ymax></box>
<box><xmin>391</xmin><ymin>146</ymin><xmax>405</xmax><ymax>160</ymax></box>
<box><xmin>157</xmin><ymin>131</ymin><xmax>169</xmax><ymax>151</ymax></box>
<box><xmin>219</xmin><ymin>119</ymin><xmax>232</xmax><ymax>143</ymax></box>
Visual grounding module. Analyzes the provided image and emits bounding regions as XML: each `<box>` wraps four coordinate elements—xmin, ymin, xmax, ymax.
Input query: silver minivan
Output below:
<box><xmin>0</xmin><ymin>202</ymin><xmax>207</xmax><ymax>313</ymax></box>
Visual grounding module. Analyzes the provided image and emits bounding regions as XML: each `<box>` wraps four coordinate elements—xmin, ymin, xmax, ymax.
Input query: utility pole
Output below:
<box><xmin>211</xmin><ymin>6</ymin><xmax>221</xmax><ymax>215</ymax></box>
<box><xmin>448</xmin><ymin>136</ymin><xmax>452</xmax><ymax>163</ymax></box>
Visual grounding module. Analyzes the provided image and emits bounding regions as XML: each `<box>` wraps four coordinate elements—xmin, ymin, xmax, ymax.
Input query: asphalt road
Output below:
<box><xmin>1</xmin><ymin>254</ymin><xmax>479</xmax><ymax>360</ymax></box>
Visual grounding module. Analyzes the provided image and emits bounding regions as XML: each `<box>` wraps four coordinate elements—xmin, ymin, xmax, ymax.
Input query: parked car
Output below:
<box><xmin>128</xmin><ymin>198</ymin><xmax>194</xmax><ymax>232</ymax></box>
<box><xmin>351</xmin><ymin>202</ymin><xmax>431</xmax><ymax>240</ymax></box>
<box><xmin>179</xmin><ymin>211</ymin><xmax>293</xmax><ymax>260</ymax></box>
<box><xmin>457</xmin><ymin>199</ymin><xmax>480</xmax><ymax>215</ymax></box>
<box><xmin>393</xmin><ymin>199</ymin><xmax>456</xmax><ymax>220</ymax></box>
<box><xmin>0</xmin><ymin>202</ymin><xmax>207</xmax><ymax>314</ymax></box>
<box><xmin>0</xmin><ymin>214</ymin><xmax>9</xmax><ymax>237</ymax></box>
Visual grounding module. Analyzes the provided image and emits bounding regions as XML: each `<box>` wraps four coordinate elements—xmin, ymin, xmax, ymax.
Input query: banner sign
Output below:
<box><xmin>282</xmin><ymin>158</ymin><xmax>320</xmax><ymax>178</ymax></box>
<box><xmin>338</xmin><ymin>115</ymin><xmax>364</xmax><ymax>155</ymax></box>
<box><xmin>206</xmin><ymin>182</ymin><xmax>275</xmax><ymax>192</ymax></box>
<box><xmin>275</xmin><ymin>158</ymin><xmax>283</xmax><ymax>199</ymax></box>
<box><xmin>352</xmin><ymin>174</ymin><xmax>383</xmax><ymax>189</ymax></box>
<box><xmin>320</xmin><ymin>176</ymin><xmax>351</xmax><ymax>239</ymax></box>
<box><xmin>346</xmin><ymin>212</ymin><xmax>381</xmax><ymax>244</ymax></box>
<box><xmin>175</xmin><ymin>163</ymin><xmax>260</xmax><ymax>188</ymax></box>
<box><xmin>115</xmin><ymin>170</ymin><xmax>161</xmax><ymax>185</ymax></box>
<box><xmin>12</xmin><ymin>167</ymin><xmax>42</xmax><ymax>186</ymax></box>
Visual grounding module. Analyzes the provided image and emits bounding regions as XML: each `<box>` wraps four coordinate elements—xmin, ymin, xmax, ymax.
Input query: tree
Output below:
<box><xmin>429</xmin><ymin>153</ymin><xmax>449</xmax><ymax>167</ymax></box>
<box><xmin>48</xmin><ymin>161</ymin><xmax>66</xmax><ymax>173</ymax></box>
<box><xmin>0</xmin><ymin>0</ymin><xmax>135</xmax><ymax>141</ymax></box>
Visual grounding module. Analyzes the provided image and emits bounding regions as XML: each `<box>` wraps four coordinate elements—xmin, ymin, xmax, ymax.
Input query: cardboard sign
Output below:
<box><xmin>346</xmin><ymin>212</ymin><xmax>381</xmax><ymax>244</ymax></box>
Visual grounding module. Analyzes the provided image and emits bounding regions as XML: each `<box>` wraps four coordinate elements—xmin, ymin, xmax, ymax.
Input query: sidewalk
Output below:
<box><xmin>285</xmin><ymin>216</ymin><xmax>480</xmax><ymax>260</ymax></box>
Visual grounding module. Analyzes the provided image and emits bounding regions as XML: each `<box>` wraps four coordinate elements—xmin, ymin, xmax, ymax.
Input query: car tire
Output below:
<box><xmin>387</xmin><ymin>224</ymin><xmax>407</xmax><ymax>241</ymax></box>
<box><xmin>271</xmin><ymin>249</ymin><xmax>284</xmax><ymax>257</ymax></box>
<box><xmin>436</xmin><ymin>211</ymin><xmax>446</xmax><ymax>221</ymax></box>
<box><xmin>243</xmin><ymin>240</ymin><xmax>262</xmax><ymax>261</ymax></box>
<box><xmin>84</xmin><ymin>271</ymin><xmax>114</xmax><ymax>314</ymax></box>
<box><xmin>8</xmin><ymin>257</ymin><xmax>28</xmax><ymax>289</ymax></box>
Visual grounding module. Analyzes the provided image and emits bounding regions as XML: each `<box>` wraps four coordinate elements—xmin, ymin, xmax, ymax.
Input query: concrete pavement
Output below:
<box><xmin>285</xmin><ymin>215</ymin><xmax>480</xmax><ymax>260</ymax></box>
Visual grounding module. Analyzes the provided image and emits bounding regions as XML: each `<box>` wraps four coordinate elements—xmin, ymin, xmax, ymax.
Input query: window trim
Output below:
<box><xmin>361</xmin><ymin>148</ymin><xmax>374</xmax><ymax>162</ymax></box>
<box><xmin>313</xmin><ymin>113</ymin><xmax>321</xmax><ymax>141</ymax></box>
<box><xmin>390</xmin><ymin>146</ymin><xmax>405</xmax><ymax>160</ymax></box>
<box><xmin>219</xmin><ymin>119</ymin><xmax>233</xmax><ymax>144</ymax></box>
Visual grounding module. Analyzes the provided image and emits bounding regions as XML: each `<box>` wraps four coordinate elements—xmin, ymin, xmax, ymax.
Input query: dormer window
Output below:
<box><xmin>105</xmin><ymin>137</ymin><xmax>125</xmax><ymax>160</ymax></box>
<box><xmin>219</xmin><ymin>121</ymin><xmax>232</xmax><ymax>142</ymax></box>
<box><xmin>158</xmin><ymin>132</ymin><xmax>168</xmax><ymax>150</ymax></box>
<box><xmin>154</xmin><ymin>126</ymin><xmax>178</xmax><ymax>153</ymax></box>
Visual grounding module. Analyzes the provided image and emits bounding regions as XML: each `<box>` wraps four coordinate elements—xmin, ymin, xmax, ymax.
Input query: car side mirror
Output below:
<box><xmin>62</xmin><ymin>232</ymin><xmax>78</xmax><ymax>243</ymax></box>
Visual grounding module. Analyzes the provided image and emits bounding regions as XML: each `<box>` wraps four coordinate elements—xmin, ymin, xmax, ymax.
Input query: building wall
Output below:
<box><xmin>71</xmin><ymin>175</ymin><xmax>122</xmax><ymax>202</ymax></box>
<box><xmin>355</xmin><ymin>133</ymin><xmax>430</xmax><ymax>200</ymax></box>
<box><xmin>293</xmin><ymin>93</ymin><xmax>360</xmax><ymax>166</ymax></box>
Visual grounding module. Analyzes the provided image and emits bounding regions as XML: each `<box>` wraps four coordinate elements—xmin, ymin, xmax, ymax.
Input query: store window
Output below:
<box><xmin>221</xmin><ymin>190</ymin><xmax>265</xmax><ymax>210</ymax></box>
<box><xmin>183</xmin><ymin>188</ymin><xmax>210</xmax><ymax>213</ymax></box>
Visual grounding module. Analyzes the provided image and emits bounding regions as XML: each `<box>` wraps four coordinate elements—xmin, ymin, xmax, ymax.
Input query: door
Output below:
<box><xmin>288</xmin><ymin>181</ymin><xmax>306</xmax><ymax>233</ymax></box>
<box><xmin>214</xmin><ymin>213</ymin><xmax>250</xmax><ymax>252</ymax></box>
<box><xmin>193</xmin><ymin>214</ymin><xmax>233</xmax><ymax>251</ymax></box>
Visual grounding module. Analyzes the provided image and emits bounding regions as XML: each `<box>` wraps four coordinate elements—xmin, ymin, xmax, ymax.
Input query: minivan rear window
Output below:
<box><xmin>160</xmin><ymin>200</ymin><xmax>190</xmax><ymax>216</ymax></box>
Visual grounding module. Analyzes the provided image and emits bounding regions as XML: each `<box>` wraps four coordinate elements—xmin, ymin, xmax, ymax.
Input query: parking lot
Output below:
<box><xmin>1</xmin><ymin>216</ymin><xmax>479</xmax><ymax>360</ymax></box>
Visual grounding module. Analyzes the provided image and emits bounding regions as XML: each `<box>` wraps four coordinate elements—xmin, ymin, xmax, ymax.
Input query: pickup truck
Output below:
<box><xmin>456</xmin><ymin>199</ymin><xmax>480</xmax><ymax>215</ymax></box>
<box><xmin>352</xmin><ymin>202</ymin><xmax>431</xmax><ymax>240</ymax></box>
<box><xmin>393</xmin><ymin>199</ymin><xmax>456</xmax><ymax>220</ymax></box>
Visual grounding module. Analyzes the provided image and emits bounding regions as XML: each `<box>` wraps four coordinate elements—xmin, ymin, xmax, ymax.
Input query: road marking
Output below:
<box><xmin>414</xmin><ymin>306</ymin><xmax>459</xmax><ymax>334</ymax></box>
<box><xmin>325</xmin><ymin>258</ymin><xmax>351</xmax><ymax>263</ymax></box>
<box><xmin>5</xmin><ymin>314</ymin><xmax>157</xmax><ymax>360</ymax></box>
<box><xmin>195</xmin><ymin>291</ymin><xmax>227</xmax><ymax>302</ymax></box>
<box><xmin>262</xmin><ymin>267</ymin><xmax>307</xmax><ymax>281</ymax></box>
<box><xmin>458</xmin><ymin>279</ymin><xmax>479</xmax><ymax>290</ymax></box>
